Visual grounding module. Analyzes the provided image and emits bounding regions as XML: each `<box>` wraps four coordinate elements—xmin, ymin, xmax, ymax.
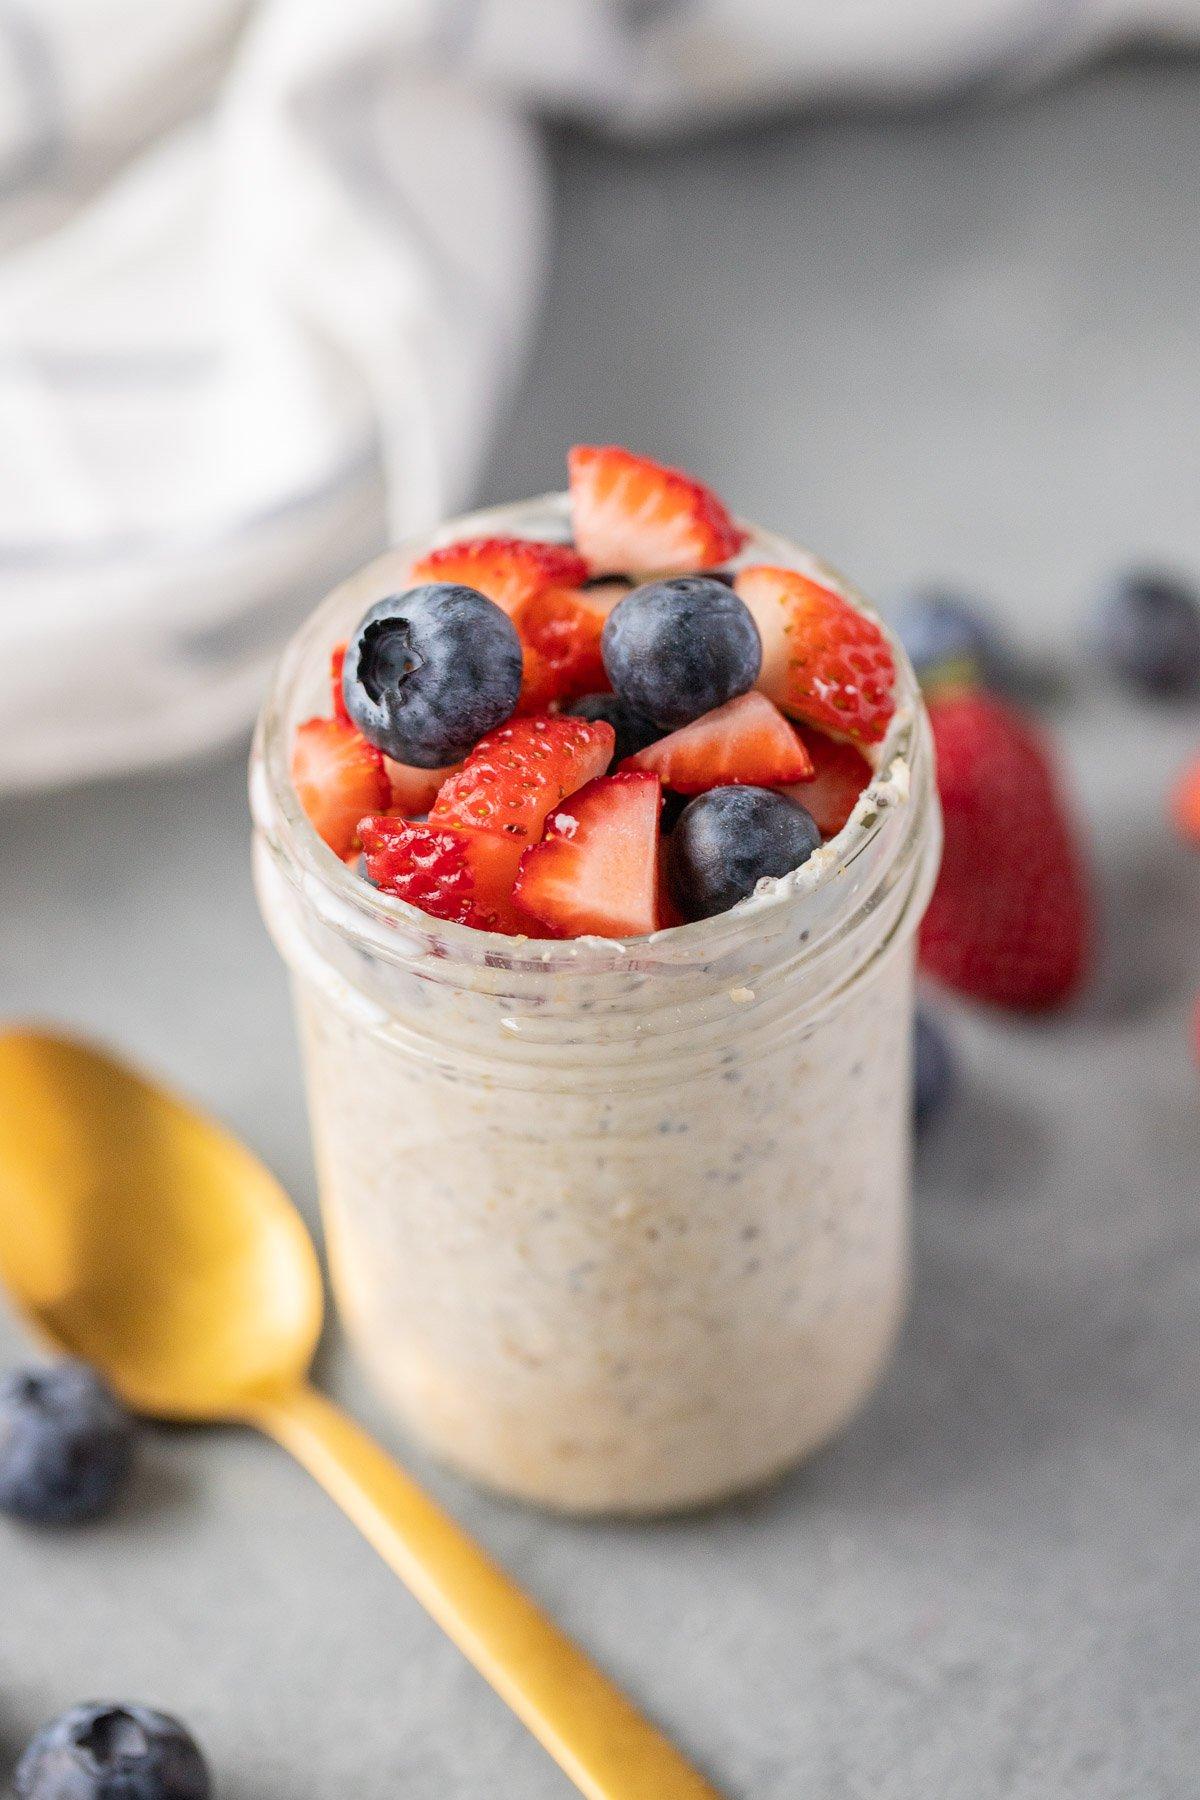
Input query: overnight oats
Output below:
<box><xmin>250</xmin><ymin>446</ymin><xmax>941</xmax><ymax>1513</ymax></box>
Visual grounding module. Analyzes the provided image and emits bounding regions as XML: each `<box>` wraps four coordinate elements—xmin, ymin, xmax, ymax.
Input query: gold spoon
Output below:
<box><xmin>0</xmin><ymin>1028</ymin><xmax>721</xmax><ymax>1800</ymax></box>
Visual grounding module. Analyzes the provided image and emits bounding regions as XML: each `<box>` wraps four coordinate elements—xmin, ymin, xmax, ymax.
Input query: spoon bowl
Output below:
<box><xmin>0</xmin><ymin>1029</ymin><xmax>322</xmax><ymax>1418</ymax></box>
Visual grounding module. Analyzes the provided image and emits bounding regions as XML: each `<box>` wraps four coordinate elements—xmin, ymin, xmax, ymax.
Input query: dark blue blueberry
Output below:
<box><xmin>16</xmin><ymin>1703</ymin><xmax>209</xmax><ymax>1800</ymax></box>
<box><xmin>1092</xmin><ymin>568</ymin><xmax>1200</xmax><ymax>696</ymax></box>
<box><xmin>0</xmin><ymin>1363</ymin><xmax>135</xmax><ymax>1526</ymax></box>
<box><xmin>894</xmin><ymin>589</ymin><xmax>1005</xmax><ymax>686</ymax></box>
<box><xmin>343</xmin><ymin>583</ymin><xmax>523</xmax><ymax>767</ymax></box>
<box><xmin>562</xmin><ymin>692</ymin><xmax>662</xmax><ymax>766</ymax></box>
<box><xmin>667</xmin><ymin>786</ymin><xmax>821</xmax><ymax>921</ymax></box>
<box><xmin>914</xmin><ymin>1011</ymin><xmax>954</xmax><ymax>1133</ymax></box>
<box><xmin>696</xmin><ymin>569</ymin><xmax>737</xmax><ymax>587</ymax></box>
<box><xmin>601</xmin><ymin>577</ymin><xmax>761</xmax><ymax>729</ymax></box>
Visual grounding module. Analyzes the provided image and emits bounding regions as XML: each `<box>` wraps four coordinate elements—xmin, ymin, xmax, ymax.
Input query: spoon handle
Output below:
<box><xmin>251</xmin><ymin>1382</ymin><xmax>723</xmax><ymax>1800</ymax></box>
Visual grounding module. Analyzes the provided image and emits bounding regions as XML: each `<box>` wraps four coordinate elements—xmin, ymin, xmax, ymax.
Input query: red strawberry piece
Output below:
<box><xmin>656</xmin><ymin>854</ymin><xmax>685</xmax><ymax>930</ymax></box>
<box><xmin>919</xmin><ymin>691</ymin><xmax>1090</xmax><ymax>1010</ymax></box>
<box><xmin>780</xmin><ymin>726</ymin><xmax>873</xmax><ymax>838</ymax></box>
<box><xmin>514</xmin><ymin>771</ymin><xmax>663</xmax><ymax>939</ymax></box>
<box><xmin>360</xmin><ymin>815</ymin><xmax>531</xmax><ymax>935</ymax></box>
<box><xmin>568</xmin><ymin>445</ymin><xmax>745</xmax><ymax>577</ymax></box>
<box><xmin>1168</xmin><ymin>752</ymin><xmax>1200</xmax><ymax>847</ymax></box>
<box><xmin>621</xmin><ymin>690</ymin><xmax>813</xmax><ymax>792</ymax></box>
<box><xmin>330</xmin><ymin>641</ymin><xmax>351</xmax><ymax>725</ymax></box>
<box><xmin>734</xmin><ymin>565</ymin><xmax>896</xmax><ymax>746</ymax></box>
<box><xmin>512</xmin><ymin>583</ymin><xmax>619</xmax><ymax>710</ymax></box>
<box><xmin>409</xmin><ymin>537</ymin><xmax>588</xmax><ymax>616</ymax></box>
<box><xmin>431</xmin><ymin>713</ymin><xmax>615</xmax><ymax>843</ymax></box>
<box><xmin>290</xmin><ymin>717</ymin><xmax>391</xmax><ymax>859</ymax></box>
<box><xmin>512</xmin><ymin>641</ymin><xmax>560</xmax><ymax>717</ymax></box>
<box><xmin>383</xmin><ymin>757</ymin><xmax>459</xmax><ymax>817</ymax></box>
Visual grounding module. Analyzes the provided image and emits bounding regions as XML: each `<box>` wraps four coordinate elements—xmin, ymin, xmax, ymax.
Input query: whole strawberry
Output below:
<box><xmin>920</xmin><ymin>690</ymin><xmax>1090</xmax><ymax>1010</ymax></box>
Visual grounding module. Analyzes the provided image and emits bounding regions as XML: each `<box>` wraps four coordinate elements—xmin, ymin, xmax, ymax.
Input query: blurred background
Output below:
<box><xmin>3</xmin><ymin>5</ymin><xmax>1200</xmax><ymax>1797</ymax></box>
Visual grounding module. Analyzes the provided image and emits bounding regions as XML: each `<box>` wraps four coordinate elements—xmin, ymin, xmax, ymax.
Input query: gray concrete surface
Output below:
<box><xmin>3</xmin><ymin>53</ymin><xmax>1200</xmax><ymax>1800</ymax></box>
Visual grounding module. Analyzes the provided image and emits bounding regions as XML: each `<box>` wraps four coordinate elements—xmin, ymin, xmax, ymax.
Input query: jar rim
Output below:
<box><xmin>251</xmin><ymin>494</ymin><xmax>933</xmax><ymax>982</ymax></box>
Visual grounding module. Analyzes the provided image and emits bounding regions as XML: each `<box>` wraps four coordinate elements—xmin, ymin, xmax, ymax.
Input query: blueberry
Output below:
<box><xmin>343</xmin><ymin>584</ymin><xmax>523</xmax><ymax>767</ymax></box>
<box><xmin>562</xmin><ymin>693</ymin><xmax>662</xmax><ymax>765</ymax></box>
<box><xmin>667</xmin><ymin>786</ymin><xmax>821</xmax><ymax>921</ymax></box>
<box><xmin>16</xmin><ymin>1703</ymin><xmax>209</xmax><ymax>1800</ymax></box>
<box><xmin>1092</xmin><ymin>568</ymin><xmax>1200</xmax><ymax>696</ymax></box>
<box><xmin>0</xmin><ymin>1363</ymin><xmax>135</xmax><ymax>1526</ymax></box>
<box><xmin>601</xmin><ymin>577</ymin><xmax>761</xmax><ymax>729</ymax></box>
<box><xmin>913</xmin><ymin>1011</ymin><xmax>954</xmax><ymax>1133</ymax></box>
<box><xmin>894</xmin><ymin>589</ymin><xmax>1005</xmax><ymax>686</ymax></box>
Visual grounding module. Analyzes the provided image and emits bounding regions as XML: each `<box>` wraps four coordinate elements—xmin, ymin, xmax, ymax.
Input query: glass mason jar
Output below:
<box><xmin>250</xmin><ymin>496</ymin><xmax>941</xmax><ymax>1515</ymax></box>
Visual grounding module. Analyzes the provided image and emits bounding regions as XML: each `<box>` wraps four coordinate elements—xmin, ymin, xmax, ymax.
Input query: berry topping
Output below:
<box><xmin>1091</xmin><ymin>567</ymin><xmax>1200</xmax><ymax>696</ymax></box>
<box><xmin>0</xmin><ymin>1362</ymin><xmax>136</xmax><ymax>1526</ymax></box>
<box><xmin>602</xmin><ymin>576</ymin><xmax>762</xmax><ymax>729</ymax></box>
<box><xmin>568</xmin><ymin>445</ymin><xmax>745</xmax><ymax>576</ymax></box>
<box><xmin>914</xmin><ymin>1011</ymin><xmax>955</xmax><ymax>1133</ymax></box>
<box><xmin>409</xmin><ymin>537</ymin><xmax>588</xmax><ymax>615</ymax></box>
<box><xmin>894</xmin><ymin>589</ymin><xmax>1005</xmax><ymax>691</ymax></box>
<box><xmin>734</xmin><ymin>565</ymin><xmax>895</xmax><ymax>746</ymax></box>
<box><xmin>511</xmin><ymin>582</ymin><xmax>621</xmax><ymax>710</ymax></box>
<box><xmin>562</xmin><ymin>693</ymin><xmax>662</xmax><ymax>766</ymax></box>
<box><xmin>15</xmin><ymin>1702</ymin><xmax>209</xmax><ymax>1800</ymax></box>
<box><xmin>360</xmin><ymin>816</ymin><xmax>530</xmax><ymax>935</ymax></box>
<box><xmin>781</xmin><ymin>726</ymin><xmax>872</xmax><ymax>838</ymax></box>
<box><xmin>919</xmin><ymin>691</ymin><xmax>1090</xmax><ymax>1010</ymax></box>
<box><xmin>622</xmin><ymin>690</ymin><xmax>812</xmax><ymax>792</ymax></box>
<box><xmin>306</xmin><ymin>467</ymin><xmax>927</xmax><ymax>943</ymax></box>
<box><xmin>514</xmin><ymin>771</ymin><xmax>663</xmax><ymax>939</ymax></box>
<box><xmin>343</xmin><ymin>584</ymin><xmax>523</xmax><ymax>768</ymax></box>
<box><xmin>432</xmin><ymin>714</ymin><xmax>615</xmax><ymax>843</ymax></box>
<box><xmin>290</xmin><ymin>717</ymin><xmax>391</xmax><ymax>858</ymax></box>
<box><xmin>330</xmin><ymin>642</ymin><xmax>352</xmax><ymax>723</ymax></box>
<box><xmin>667</xmin><ymin>786</ymin><xmax>821</xmax><ymax>922</ymax></box>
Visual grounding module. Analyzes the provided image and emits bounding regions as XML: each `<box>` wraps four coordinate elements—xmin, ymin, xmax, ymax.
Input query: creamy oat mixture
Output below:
<box><xmin>291</xmin><ymin>941</ymin><xmax>914</xmax><ymax>1513</ymax></box>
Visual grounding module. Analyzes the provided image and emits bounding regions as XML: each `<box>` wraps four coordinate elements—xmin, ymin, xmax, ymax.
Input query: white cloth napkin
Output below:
<box><xmin>1</xmin><ymin>0</ymin><xmax>1196</xmax><ymax>787</ymax></box>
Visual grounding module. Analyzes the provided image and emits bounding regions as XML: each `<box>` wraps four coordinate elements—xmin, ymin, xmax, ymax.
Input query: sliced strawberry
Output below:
<box><xmin>410</xmin><ymin>537</ymin><xmax>588</xmax><ymax>616</ymax></box>
<box><xmin>512</xmin><ymin>641</ymin><xmax>560</xmax><ymax>717</ymax></box>
<box><xmin>431</xmin><ymin>714</ymin><xmax>615</xmax><ymax>842</ymax></box>
<box><xmin>383</xmin><ymin>757</ymin><xmax>459</xmax><ymax>818</ymax></box>
<box><xmin>514</xmin><ymin>772</ymin><xmax>663</xmax><ymax>939</ymax></box>
<box><xmin>360</xmin><ymin>815</ymin><xmax>530</xmax><ymax>935</ymax></box>
<box><xmin>512</xmin><ymin>583</ymin><xmax>619</xmax><ymax>710</ymax></box>
<box><xmin>734</xmin><ymin>565</ymin><xmax>896</xmax><ymax>746</ymax></box>
<box><xmin>291</xmin><ymin>718</ymin><xmax>391</xmax><ymax>858</ymax></box>
<box><xmin>568</xmin><ymin>445</ymin><xmax>745</xmax><ymax>576</ymax></box>
<box><xmin>781</xmin><ymin>727</ymin><xmax>873</xmax><ymax>838</ymax></box>
<box><xmin>330</xmin><ymin>642</ymin><xmax>351</xmax><ymax>724</ymax></box>
<box><xmin>621</xmin><ymin>691</ymin><xmax>812</xmax><ymax>792</ymax></box>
